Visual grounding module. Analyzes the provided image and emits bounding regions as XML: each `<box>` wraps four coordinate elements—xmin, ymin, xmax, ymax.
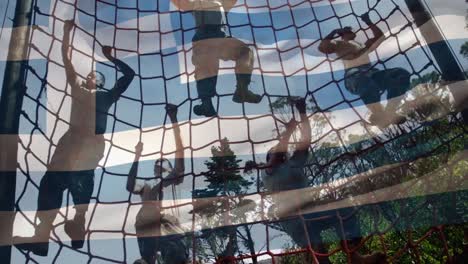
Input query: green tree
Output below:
<box><xmin>354</xmin><ymin>116</ymin><xmax>468</xmax><ymax>263</ymax></box>
<box><xmin>280</xmin><ymin>110</ymin><xmax>467</xmax><ymax>262</ymax></box>
<box><xmin>192</xmin><ymin>138</ymin><xmax>258</xmax><ymax>263</ymax></box>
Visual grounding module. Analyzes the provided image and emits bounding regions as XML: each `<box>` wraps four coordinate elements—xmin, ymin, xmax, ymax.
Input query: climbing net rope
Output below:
<box><xmin>12</xmin><ymin>0</ymin><xmax>467</xmax><ymax>263</ymax></box>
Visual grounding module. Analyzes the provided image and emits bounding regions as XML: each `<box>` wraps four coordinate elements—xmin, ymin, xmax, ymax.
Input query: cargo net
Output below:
<box><xmin>12</xmin><ymin>0</ymin><xmax>468</xmax><ymax>263</ymax></box>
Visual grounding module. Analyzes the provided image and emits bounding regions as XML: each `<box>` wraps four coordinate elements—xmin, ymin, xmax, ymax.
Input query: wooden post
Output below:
<box><xmin>0</xmin><ymin>0</ymin><xmax>34</xmax><ymax>262</ymax></box>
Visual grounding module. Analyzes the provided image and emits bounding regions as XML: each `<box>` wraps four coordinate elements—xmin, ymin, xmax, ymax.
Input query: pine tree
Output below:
<box><xmin>203</xmin><ymin>137</ymin><xmax>250</xmax><ymax>197</ymax></box>
<box><xmin>193</xmin><ymin>138</ymin><xmax>257</xmax><ymax>263</ymax></box>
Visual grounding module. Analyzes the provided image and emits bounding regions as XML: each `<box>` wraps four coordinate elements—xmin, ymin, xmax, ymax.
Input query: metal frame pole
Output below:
<box><xmin>0</xmin><ymin>0</ymin><xmax>34</xmax><ymax>262</ymax></box>
<box><xmin>405</xmin><ymin>0</ymin><xmax>466</xmax><ymax>81</ymax></box>
<box><xmin>404</xmin><ymin>0</ymin><xmax>468</xmax><ymax>122</ymax></box>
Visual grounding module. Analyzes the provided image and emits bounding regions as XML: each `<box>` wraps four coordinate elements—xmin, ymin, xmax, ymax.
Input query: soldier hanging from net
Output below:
<box><xmin>13</xmin><ymin>20</ymin><xmax>136</xmax><ymax>256</ymax></box>
<box><xmin>127</xmin><ymin>104</ymin><xmax>188</xmax><ymax>264</ymax></box>
<box><xmin>318</xmin><ymin>12</ymin><xmax>411</xmax><ymax>128</ymax></box>
<box><xmin>246</xmin><ymin>98</ymin><xmax>386</xmax><ymax>263</ymax></box>
<box><xmin>171</xmin><ymin>0</ymin><xmax>262</xmax><ymax>117</ymax></box>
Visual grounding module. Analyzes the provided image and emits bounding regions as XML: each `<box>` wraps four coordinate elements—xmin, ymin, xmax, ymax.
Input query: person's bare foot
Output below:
<box><xmin>13</xmin><ymin>235</ymin><xmax>49</xmax><ymax>256</ymax></box>
<box><xmin>368</xmin><ymin>111</ymin><xmax>387</xmax><ymax>128</ymax></box>
<box><xmin>64</xmin><ymin>215</ymin><xmax>86</xmax><ymax>249</ymax></box>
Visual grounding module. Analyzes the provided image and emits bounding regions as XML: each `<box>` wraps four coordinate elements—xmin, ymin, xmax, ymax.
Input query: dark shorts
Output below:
<box><xmin>345</xmin><ymin>66</ymin><xmax>411</xmax><ymax>105</ymax></box>
<box><xmin>38</xmin><ymin>170</ymin><xmax>94</xmax><ymax>211</ymax></box>
<box><xmin>192</xmin><ymin>28</ymin><xmax>226</xmax><ymax>42</ymax></box>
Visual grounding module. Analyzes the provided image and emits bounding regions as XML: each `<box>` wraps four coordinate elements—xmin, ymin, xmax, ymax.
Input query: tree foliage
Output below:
<box><xmin>192</xmin><ymin>138</ymin><xmax>258</xmax><ymax>263</ymax></box>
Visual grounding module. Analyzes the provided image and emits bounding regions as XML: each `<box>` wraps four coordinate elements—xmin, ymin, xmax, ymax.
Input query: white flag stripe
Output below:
<box><xmin>1</xmin><ymin>13</ymin><xmax>465</xmax><ymax>65</ymax></box>
<box><xmin>18</xmin><ymin>104</ymin><xmax>364</xmax><ymax>171</ymax></box>
<box><xmin>2</xmin><ymin>78</ymin><xmax>463</xmax><ymax>172</ymax></box>
<box><xmin>0</xmin><ymin>6</ymin><xmax>466</xmax><ymax>76</ymax></box>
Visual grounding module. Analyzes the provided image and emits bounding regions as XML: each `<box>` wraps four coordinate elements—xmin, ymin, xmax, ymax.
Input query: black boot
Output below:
<box><xmin>232</xmin><ymin>78</ymin><xmax>261</xmax><ymax>104</ymax></box>
<box><xmin>193</xmin><ymin>99</ymin><xmax>216</xmax><ymax>117</ymax></box>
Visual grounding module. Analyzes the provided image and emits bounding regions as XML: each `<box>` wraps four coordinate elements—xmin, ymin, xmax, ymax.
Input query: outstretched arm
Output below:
<box><xmin>62</xmin><ymin>20</ymin><xmax>80</xmax><ymax>88</ymax></box>
<box><xmin>361</xmin><ymin>13</ymin><xmax>384</xmax><ymax>53</ymax></box>
<box><xmin>294</xmin><ymin>99</ymin><xmax>311</xmax><ymax>153</ymax></box>
<box><xmin>127</xmin><ymin>142</ymin><xmax>143</xmax><ymax>194</ymax></box>
<box><xmin>148</xmin><ymin>105</ymin><xmax>186</xmax><ymax>191</ymax></box>
<box><xmin>164</xmin><ymin>104</ymin><xmax>185</xmax><ymax>186</ymax></box>
<box><xmin>267</xmin><ymin>119</ymin><xmax>298</xmax><ymax>169</ymax></box>
<box><xmin>102</xmin><ymin>46</ymin><xmax>135</xmax><ymax>102</ymax></box>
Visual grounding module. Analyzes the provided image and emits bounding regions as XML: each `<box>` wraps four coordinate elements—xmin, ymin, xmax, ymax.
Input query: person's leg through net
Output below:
<box><xmin>273</xmin><ymin>198</ymin><xmax>332</xmax><ymax>262</ymax></box>
<box><xmin>218</xmin><ymin>37</ymin><xmax>261</xmax><ymax>104</ymax></box>
<box><xmin>192</xmin><ymin>38</ymin><xmax>220</xmax><ymax>117</ymax></box>
<box><xmin>13</xmin><ymin>170</ymin><xmax>69</xmax><ymax>256</ymax></box>
<box><xmin>63</xmin><ymin>169</ymin><xmax>94</xmax><ymax>249</ymax></box>
<box><xmin>12</xmin><ymin>130</ymin><xmax>94</xmax><ymax>255</ymax></box>
<box><xmin>63</xmin><ymin>133</ymin><xmax>105</xmax><ymax>249</ymax></box>
<box><xmin>133</xmin><ymin>236</ymin><xmax>157</xmax><ymax>264</ymax></box>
